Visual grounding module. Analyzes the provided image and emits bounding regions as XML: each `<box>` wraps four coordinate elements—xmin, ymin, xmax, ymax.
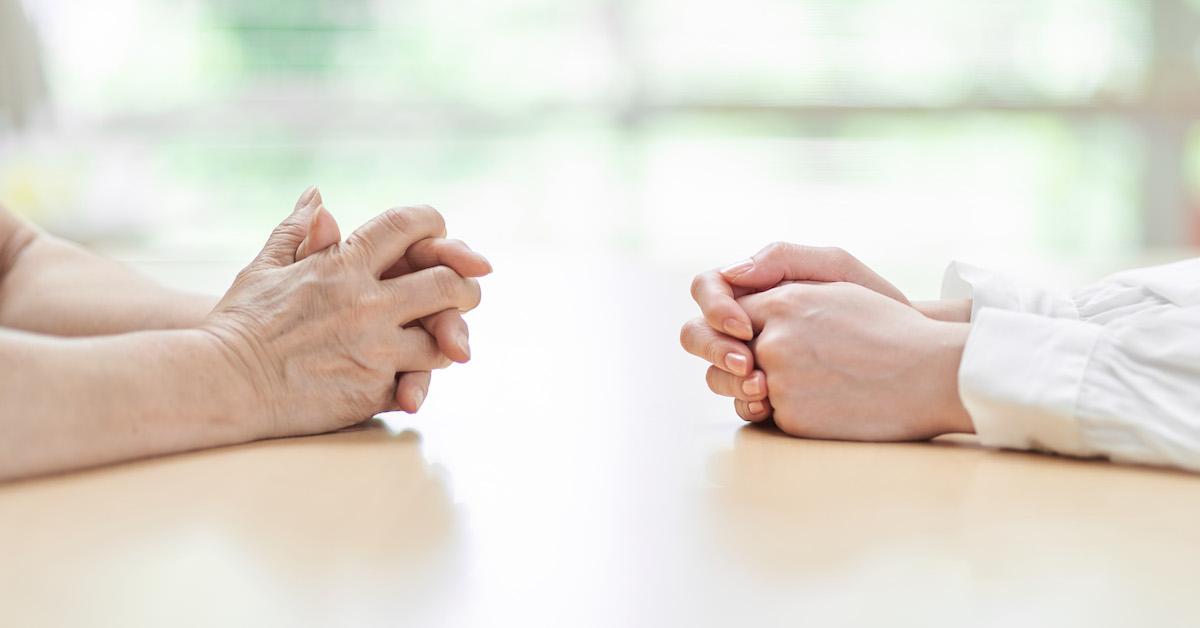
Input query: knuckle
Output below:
<box><xmin>429</xmin><ymin>266</ymin><xmax>466</xmax><ymax>304</ymax></box>
<box><xmin>433</xmin><ymin>353</ymin><xmax>453</xmax><ymax>370</ymax></box>
<box><xmin>398</xmin><ymin>204</ymin><xmax>445</xmax><ymax>234</ymax></box>
<box><xmin>707</xmin><ymin>342</ymin><xmax>727</xmax><ymax>367</ymax></box>
<box><xmin>461</xmin><ymin>277</ymin><xmax>482</xmax><ymax>310</ymax></box>
<box><xmin>754</xmin><ymin>336</ymin><xmax>786</xmax><ymax>368</ymax></box>
<box><xmin>380</xmin><ymin>206</ymin><xmax>416</xmax><ymax>235</ymax></box>
<box><xmin>705</xmin><ymin>366</ymin><xmax>720</xmax><ymax>390</ymax></box>
<box><xmin>355</xmin><ymin>289</ymin><xmax>388</xmax><ymax>318</ymax></box>
<box><xmin>420</xmin><ymin>337</ymin><xmax>454</xmax><ymax>370</ymax></box>
<box><xmin>233</xmin><ymin>264</ymin><xmax>258</xmax><ymax>284</ymax></box>
<box><xmin>345</xmin><ymin>231</ymin><xmax>376</xmax><ymax>259</ymax></box>
<box><xmin>769</xmin><ymin>283</ymin><xmax>805</xmax><ymax>308</ymax></box>
<box><xmin>760</xmin><ymin>241</ymin><xmax>792</xmax><ymax>260</ymax></box>
<box><xmin>429</xmin><ymin>208</ymin><xmax>448</xmax><ymax>234</ymax></box>
<box><xmin>679</xmin><ymin>319</ymin><xmax>702</xmax><ymax>348</ymax></box>
<box><xmin>272</xmin><ymin>219</ymin><xmax>309</xmax><ymax>244</ymax></box>
<box><xmin>823</xmin><ymin>246</ymin><xmax>856</xmax><ymax>268</ymax></box>
<box><xmin>781</xmin><ymin>281</ymin><xmax>806</xmax><ymax>297</ymax></box>
<box><xmin>292</xmin><ymin>273</ymin><xmax>322</xmax><ymax>297</ymax></box>
<box><xmin>760</xmin><ymin>293</ymin><xmax>787</xmax><ymax>317</ymax></box>
<box><xmin>689</xmin><ymin>273</ymin><xmax>707</xmax><ymax>299</ymax></box>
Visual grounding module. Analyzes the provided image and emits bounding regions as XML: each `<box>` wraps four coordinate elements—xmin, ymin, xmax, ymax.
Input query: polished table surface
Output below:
<box><xmin>3</xmin><ymin>256</ymin><xmax>1200</xmax><ymax>627</ymax></box>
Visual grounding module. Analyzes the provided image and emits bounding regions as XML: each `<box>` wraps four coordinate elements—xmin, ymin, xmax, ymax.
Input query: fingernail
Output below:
<box><xmin>455</xmin><ymin>333</ymin><xmax>471</xmax><ymax>361</ymax></box>
<box><xmin>309</xmin><ymin>186</ymin><xmax>323</xmax><ymax>206</ymax></box>
<box><xmin>478</xmin><ymin>254</ymin><xmax>493</xmax><ymax>274</ymax></box>
<box><xmin>720</xmin><ymin>259</ymin><xmax>754</xmax><ymax>278</ymax></box>
<box><xmin>748</xmin><ymin>401</ymin><xmax>764</xmax><ymax>414</ymax></box>
<box><xmin>412</xmin><ymin>388</ymin><xmax>425</xmax><ymax>412</ymax></box>
<box><xmin>742</xmin><ymin>376</ymin><xmax>762</xmax><ymax>396</ymax></box>
<box><xmin>724</xmin><ymin>318</ymin><xmax>753</xmax><ymax>339</ymax></box>
<box><xmin>725</xmin><ymin>353</ymin><xmax>749</xmax><ymax>376</ymax></box>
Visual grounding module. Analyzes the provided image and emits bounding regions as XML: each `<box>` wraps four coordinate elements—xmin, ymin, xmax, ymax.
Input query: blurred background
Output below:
<box><xmin>3</xmin><ymin>0</ymin><xmax>1200</xmax><ymax>294</ymax></box>
<box><xmin>6</xmin><ymin>3</ymin><xmax>1200</xmax><ymax>621</ymax></box>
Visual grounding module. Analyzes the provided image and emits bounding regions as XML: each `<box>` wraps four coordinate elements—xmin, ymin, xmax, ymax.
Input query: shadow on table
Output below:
<box><xmin>703</xmin><ymin>422</ymin><xmax>1200</xmax><ymax>581</ymax></box>
<box><xmin>0</xmin><ymin>418</ymin><xmax>468</xmax><ymax>624</ymax></box>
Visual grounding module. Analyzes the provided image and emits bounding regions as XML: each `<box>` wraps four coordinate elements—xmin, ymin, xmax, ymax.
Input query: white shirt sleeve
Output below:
<box><xmin>942</xmin><ymin>261</ymin><xmax>1080</xmax><ymax>320</ymax></box>
<box><xmin>942</xmin><ymin>259</ymin><xmax>1200</xmax><ymax>471</ymax></box>
<box><xmin>943</xmin><ymin>257</ymin><xmax>1200</xmax><ymax>324</ymax></box>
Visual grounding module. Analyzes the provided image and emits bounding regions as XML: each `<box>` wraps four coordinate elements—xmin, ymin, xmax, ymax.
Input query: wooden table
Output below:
<box><xmin>3</xmin><ymin>256</ymin><xmax>1199</xmax><ymax>627</ymax></box>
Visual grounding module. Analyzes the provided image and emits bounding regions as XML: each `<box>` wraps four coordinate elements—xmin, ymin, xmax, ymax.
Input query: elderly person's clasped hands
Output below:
<box><xmin>205</xmin><ymin>186</ymin><xmax>492</xmax><ymax>439</ymax></box>
<box><xmin>0</xmin><ymin>186</ymin><xmax>490</xmax><ymax>479</ymax></box>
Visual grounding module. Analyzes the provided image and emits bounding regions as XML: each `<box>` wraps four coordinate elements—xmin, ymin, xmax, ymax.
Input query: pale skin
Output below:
<box><xmin>0</xmin><ymin>187</ymin><xmax>490</xmax><ymax>480</ymax></box>
<box><xmin>681</xmin><ymin>242</ymin><xmax>975</xmax><ymax>440</ymax></box>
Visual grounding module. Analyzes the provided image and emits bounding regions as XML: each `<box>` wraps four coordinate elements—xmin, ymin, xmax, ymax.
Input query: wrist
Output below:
<box><xmin>90</xmin><ymin>328</ymin><xmax>269</xmax><ymax>453</ymax></box>
<box><xmin>154</xmin><ymin>293</ymin><xmax>220</xmax><ymax>330</ymax></box>
<box><xmin>192</xmin><ymin>323</ymin><xmax>276</xmax><ymax>441</ymax></box>
<box><xmin>914</xmin><ymin>299</ymin><xmax>972</xmax><ymax>323</ymax></box>
<box><xmin>929</xmin><ymin>321</ymin><xmax>975</xmax><ymax>435</ymax></box>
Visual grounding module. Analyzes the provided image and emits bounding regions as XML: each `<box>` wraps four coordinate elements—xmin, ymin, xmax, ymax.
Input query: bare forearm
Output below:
<box><xmin>0</xmin><ymin>327</ymin><xmax>258</xmax><ymax>480</ymax></box>
<box><xmin>0</xmin><ymin>232</ymin><xmax>217</xmax><ymax>336</ymax></box>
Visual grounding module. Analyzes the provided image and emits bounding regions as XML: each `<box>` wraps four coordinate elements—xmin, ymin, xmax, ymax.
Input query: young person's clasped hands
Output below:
<box><xmin>681</xmin><ymin>242</ymin><xmax>976</xmax><ymax>441</ymax></box>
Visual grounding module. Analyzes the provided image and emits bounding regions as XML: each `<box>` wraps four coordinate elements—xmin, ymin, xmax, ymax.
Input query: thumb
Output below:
<box><xmin>296</xmin><ymin>204</ymin><xmax>342</xmax><ymax>261</ymax></box>
<box><xmin>255</xmin><ymin>186</ymin><xmax>323</xmax><ymax>267</ymax></box>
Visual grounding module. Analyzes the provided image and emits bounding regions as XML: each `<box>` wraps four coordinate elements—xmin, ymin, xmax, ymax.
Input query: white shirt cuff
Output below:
<box><xmin>942</xmin><ymin>261</ymin><xmax>1078</xmax><ymax>321</ymax></box>
<box><xmin>958</xmin><ymin>308</ymin><xmax>1102</xmax><ymax>457</ymax></box>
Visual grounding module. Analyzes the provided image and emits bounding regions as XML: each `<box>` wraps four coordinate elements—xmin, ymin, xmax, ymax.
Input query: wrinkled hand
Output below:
<box><xmin>682</xmin><ymin>242</ymin><xmax>909</xmax><ymax>421</ymax></box>
<box><xmin>735</xmin><ymin>281</ymin><xmax>972</xmax><ymax>440</ymax></box>
<box><xmin>293</xmin><ymin>189</ymin><xmax>491</xmax><ymax>412</ymax></box>
<box><xmin>202</xmin><ymin>187</ymin><xmax>487</xmax><ymax>438</ymax></box>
